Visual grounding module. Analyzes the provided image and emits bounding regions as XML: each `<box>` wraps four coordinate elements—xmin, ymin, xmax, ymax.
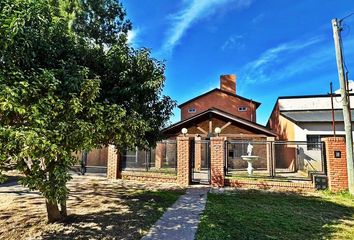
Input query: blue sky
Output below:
<box><xmin>121</xmin><ymin>0</ymin><xmax>354</xmax><ymax>125</ymax></box>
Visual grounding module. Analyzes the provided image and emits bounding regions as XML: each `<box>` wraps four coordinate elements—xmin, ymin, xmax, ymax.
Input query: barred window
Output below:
<box><xmin>307</xmin><ymin>135</ymin><xmax>321</xmax><ymax>150</ymax></box>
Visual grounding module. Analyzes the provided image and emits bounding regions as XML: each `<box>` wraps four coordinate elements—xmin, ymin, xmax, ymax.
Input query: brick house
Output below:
<box><xmin>80</xmin><ymin>74</ymin><xmax>275</xmax><ymax>181</ymax></box>
<box><xmin>162</xmin><ymin>74</ymin><xmax>275</xmax><ymax>139</ymax></box>
<box><xmin>83</xmin><ymin>75</ymin><xmax>349</xmax><ymax>192</ymax></box>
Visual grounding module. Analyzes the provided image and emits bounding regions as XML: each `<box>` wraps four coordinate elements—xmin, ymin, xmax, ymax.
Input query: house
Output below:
<box><xmin>267</xmin><ymin>93</ymin><xmax>354</xmax><ymax>173</ymax></box>
<box><xmin>160</xmin><ymin>74</ymin><xmax>276</xmax><ymax>183</ymax></box>
<box><xmin>162</xmin><ymin>74</ymin><xmax>275</xmax><ymax>139</ymax></box>
<box><xmin>79</xmin><ymin>74</ymin><xmax>352</xmax><ymax>191</ymax></box>
<box><xmin>267</xmin><ymin>93</ymin><xmax>354</xmax><ymax>141</ymax></box>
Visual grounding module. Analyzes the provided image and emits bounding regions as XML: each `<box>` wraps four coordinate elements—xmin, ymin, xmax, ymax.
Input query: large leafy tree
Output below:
<box><xmin>0</xmin><ymin>0</ymin><xmax>175</xmax><ymax>222</ymax></box>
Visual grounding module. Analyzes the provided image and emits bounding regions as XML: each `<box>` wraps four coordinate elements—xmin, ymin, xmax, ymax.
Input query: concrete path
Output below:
<box><xmin>142</xmin><ymin>186</ymin><xmax>209</xmax><ymax>240</ymax></box>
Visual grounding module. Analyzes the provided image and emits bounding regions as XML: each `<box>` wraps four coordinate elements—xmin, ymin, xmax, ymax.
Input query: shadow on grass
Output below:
<box><xmin>38</xmin><ymin>181</ymin><xmax>183</xmax><ymax>240</ymax></box>
<box><xmin>197</xmin><ymin>190</ymin><xmax>354</xmax><ymax>240</ymax></box>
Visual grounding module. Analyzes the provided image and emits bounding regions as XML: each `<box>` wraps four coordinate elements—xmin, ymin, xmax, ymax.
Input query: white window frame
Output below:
<box><xmin>238</xmin><ymin>106</ymin><xmax>247</xmax><ymax>112</ymax></box>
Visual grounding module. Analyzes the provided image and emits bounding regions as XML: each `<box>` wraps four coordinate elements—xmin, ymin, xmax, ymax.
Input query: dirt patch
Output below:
<box><xmin>0</xmin><ymin>176</ymin><xmax>183</xmax><ymax>240</ymax></box>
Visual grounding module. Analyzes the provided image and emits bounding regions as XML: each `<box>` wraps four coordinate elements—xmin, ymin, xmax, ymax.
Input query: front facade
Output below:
<box><xmin>179</xmin><ymin>74</ymin><xmax>259</xmax><ymax>122</ymax></box>
<box><xmin>83</xmin><ymin>76</ymin><xmax>350</xmax><ymax>192</ymax></box>
<box><xmin>163</xmin><ymin>74</ymin><xmax>271</xmax><ymax>139</ymax></box>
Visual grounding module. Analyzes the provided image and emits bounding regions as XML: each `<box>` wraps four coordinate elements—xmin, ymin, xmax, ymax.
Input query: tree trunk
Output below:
<box><xmin>60</xmin><ymin>201</ymin><xmax>67</xmax><ymax>218</ymax></box>
<box><xmin>45</xmin><ymin>200</ymin><xmax>63</xmax><ymax>223</ymax></box>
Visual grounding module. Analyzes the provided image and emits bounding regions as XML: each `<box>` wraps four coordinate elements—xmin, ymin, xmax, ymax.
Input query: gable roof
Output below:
<box><xmin>162</xmin><ymin>107</ymin><xmax>276</xmax><ymax>136</ymax></box>
<box><xmin>177</xmin><ymin>88</ymin><xmax>261</xmax><ymax>109</ymax></box>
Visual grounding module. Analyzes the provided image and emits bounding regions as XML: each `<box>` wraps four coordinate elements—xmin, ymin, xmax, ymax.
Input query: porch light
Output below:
<box><xmin>181</xmin><ymin>128</ymin><xmax>188</xmax><ymax>136</ymax></box>
<box><xmin>215</xmin><ymin>127</ymin><xmax>221</xmax><ymax>136</ymax></box>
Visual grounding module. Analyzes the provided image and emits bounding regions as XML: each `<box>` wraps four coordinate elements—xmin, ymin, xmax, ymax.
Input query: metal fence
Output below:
<box><xmin>225</xmin><ymin>140</ymin><xmax>326</xmax><ymax>180</ymax></box>
<box><xmin>121</xmin><ymin>140</ymin><xmax>177</xmax><ymax>174</ymax></box>
<box><xmin>72</xmin><ymin>149</ymin><xmax>108</xmax><ymax>175</ymax></box>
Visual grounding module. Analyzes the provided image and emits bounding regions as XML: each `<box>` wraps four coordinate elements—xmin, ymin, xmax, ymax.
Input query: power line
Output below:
<box><xmin>340</xmin><ymin>12</ymin><xmax>354</xmax><ymax>23</ymax></box>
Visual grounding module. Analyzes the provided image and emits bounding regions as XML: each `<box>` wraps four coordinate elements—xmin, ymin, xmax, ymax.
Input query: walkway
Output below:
<box><xmin>142</xmin><ymin>186</ymin><xmax>209</xmax><ymax>240</ymax></box>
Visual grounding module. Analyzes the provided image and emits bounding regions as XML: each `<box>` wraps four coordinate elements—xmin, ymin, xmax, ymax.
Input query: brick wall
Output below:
<box><xmin>107</xmin><ymin>145</ymin><xmax>120</xmax><ymax>179</ymax></box>
<box><xmin>225</xmin><ymin>178</ymin><xmax>314</xmax><ymax>192</ymax></box>
<box><xmin>155</xmin><ymin>142</ymin><xmax>164</xmax><ymax>169</ymax></box>
<box><xmin>177</xmin><ymin>137</ymin><xmax>190</xmax><ymax>187</ymax></box>
<box><xmin>180</xmin><ymin>91</ymin><xmax>257</xmax><ymax>122</ymax></box>
<box><xmin>210</xmin><ymin>137</ymin><xmax>226</xmax><ymax>187</ymax></box>
<box><xmin>323</xmin><ymin>137</ymin><xmax>348</xmax><ymax>192</ymax></box>
<box><xmin>121</xmin><ymin>171</ymin><xmax>177</xmax><ymax>184</ymax></box>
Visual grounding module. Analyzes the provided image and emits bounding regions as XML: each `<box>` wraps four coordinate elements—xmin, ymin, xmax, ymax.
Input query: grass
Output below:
<box><xmin>196</xmin><ymin>190</ymin><xmax>354</xmax><ymax>240</ymax></box>
<box><xmin>0</xmin><ymin>176</ymin><xmax>183</xmax><ymax>240</ymax></box>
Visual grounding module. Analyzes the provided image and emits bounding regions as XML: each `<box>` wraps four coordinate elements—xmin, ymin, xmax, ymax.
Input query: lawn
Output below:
<box><xmin>0</xmin><ymin>176</ymin><xmax>183</xmax><ymax>240</ymax></box>
<box><xmin>196</xmin><ymin>190</ymin><xmax>354</xmax><ymax>240</ymax></box>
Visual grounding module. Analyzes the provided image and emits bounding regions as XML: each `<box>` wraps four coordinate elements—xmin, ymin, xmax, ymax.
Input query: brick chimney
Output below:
<box><xmin>220</xmin><ymin>74</ymin><xmax>236</xmax><ymax>94</ymax></box>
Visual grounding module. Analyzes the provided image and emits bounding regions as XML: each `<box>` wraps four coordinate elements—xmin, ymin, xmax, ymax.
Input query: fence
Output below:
<box><xmin>225</xmin><ymin>140</ymin><xmax>326</xmax><ymax>180</ymax></box>
<box><xmin>121</xmin><ymin>140</ymin><xmax>177</xmax><ymax>174</ymax></box>
<box><xmin>72</xmin><ymin>148</ymin><xmax>108</xmax><ymax>174</ymax></box>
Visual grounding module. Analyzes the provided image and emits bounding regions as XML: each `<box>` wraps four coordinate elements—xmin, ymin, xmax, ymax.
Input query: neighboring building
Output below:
<box><xmin>267</xmin><ymin>94</ymin><xmax>354</xmax><ymax>172</ymax></box>
<box><xmin>267</xmin><ymin>94</ymin><xmax>354</xmax><ymax>141</ymax></box>
<box><xmin>162</xmin><ymin>74</ymin><xmax>274</xmax><ymax>139</ymax></box>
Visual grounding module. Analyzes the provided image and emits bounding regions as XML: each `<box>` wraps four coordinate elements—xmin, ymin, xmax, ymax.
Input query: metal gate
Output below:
<box><xmin>190</xmin><ymin>139</ymin><xmax>211</xmax><ymax>184</ymax></box>
<box><xmin>225</xmin><ymin>140</ymin><xmax>327</xmax><ymax>181</ymax></box>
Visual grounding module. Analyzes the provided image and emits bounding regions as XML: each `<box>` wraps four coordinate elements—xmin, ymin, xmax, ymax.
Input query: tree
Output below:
<box><xmin>0</xmin><ymin>0</ymin><xmax>175</xmax><ymax>223</ymax></box>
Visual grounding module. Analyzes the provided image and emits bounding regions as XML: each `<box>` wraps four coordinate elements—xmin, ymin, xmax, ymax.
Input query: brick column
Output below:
<box><xmin>266</xmin><ymin>137</ymin><xmax>275</xmax><ymax>176</ymax></box>
<box><xmin>194</xmin><ymin>136</ymin><xmax>202</xmax><ymax>171</ymax></box>
<box><xmin>155</xmin><ymin>142</ymin><xmax>163</xmax><ymax>169</ymax></box>
<box><xmin>177</xmin><ymin>137</ymin><xmax>190</xmax><ymax>187</ymax></box>
<box><xmin>107</xmin><ymin>145</ymin><xmax>120</xmax><ymax>179</ymax></box>
<box><xmin>210</xmin><ymin>137</ymin><xmax>226</xmax><ymax>187</ymax></box>
<box><xmin>323</xmin><ymin>137</ymin><xmax>348</xmax><ymax>192</ymax></box>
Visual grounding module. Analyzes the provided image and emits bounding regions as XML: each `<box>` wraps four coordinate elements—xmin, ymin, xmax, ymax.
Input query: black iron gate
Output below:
<box><xmin>190</xmin><ymin>139</ymin><xmax>211</xmax><ymax>184</ymax></box>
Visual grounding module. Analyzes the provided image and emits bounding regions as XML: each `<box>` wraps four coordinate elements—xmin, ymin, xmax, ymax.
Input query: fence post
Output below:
<box><xmin>177</xmin><ymin>137</ymin><xmax>190</xmax><ymax>187</ymax></box>
<box><xmin>210</xmin><ymin>137</ymin><xmax>226</xmax><ymax>187</ymax></box>
<box><xmin>194</xmin><ymin>136</ymin><xmax>202</xmax><ymax>171</ymax></box>
<box><xmin>267</xmin><ymin>137</ymin><xmax>275</xmax><ymax>177</ymax></box>
<box><xmin>107</xmin><ymin>145</ymin><xmax>121</xmax><ymax>179</ymax></box>
<box><xmin>322</xmin><ymin>137</ymin><xmax>348</xmax><ymax>192</ymax></box>
<box><xmin>154</xmin><ymin>142</ymin><xmax>163</xmax><ymax>169</ymax></box>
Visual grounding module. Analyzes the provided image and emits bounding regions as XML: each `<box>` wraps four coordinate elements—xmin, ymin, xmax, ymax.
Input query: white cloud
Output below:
<box><xmin>221</xmin><ymin>35</ymin><xmax>245</xmax><ymax>51</ymax></box>
<box><xmin>251</xmin><ymin>13</ymin><xmax>264</xmax><ymax>24</ymax></box>
<box><xmin>160</xmin><ymin>0</ymin><xmax>252</xmax><ymax>56</ymax></box>
<box><xmin>241</xmin><ymin>37</ymin><xmax>325</xmax><ymax>84</ymax></box>
<box><xmin>127</xmin><ymin>29</ymin><xmax>140</xmax><ymax>46</ymax></box>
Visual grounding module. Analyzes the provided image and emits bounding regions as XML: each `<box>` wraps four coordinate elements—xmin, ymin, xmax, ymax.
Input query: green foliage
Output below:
<box><xmin>0</xmin><ymin>0</ymin><xmax>175</xmax><ymax>206</ymax></box>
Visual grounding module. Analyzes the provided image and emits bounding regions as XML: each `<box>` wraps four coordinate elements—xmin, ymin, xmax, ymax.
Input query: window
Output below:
<box><xmin>188</xmin><ymin>108</ymin><xmax>196</xmax><ymax>113</ymax></box>
<box><xmin>307</xmin><ymin>135</ymin><xmax>321</xmax><ymax>150</ymax></box>
<box><xmin>238</xmin><ymin>106</ymin><xmax>247</xmax><ymax>112</ymax></box>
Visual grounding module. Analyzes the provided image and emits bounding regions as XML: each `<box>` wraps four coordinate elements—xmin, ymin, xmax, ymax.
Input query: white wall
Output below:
<box><xmin>279</xmin><ymin>96</ymin><xmax>354</xmax><ymax>111</ymax></box>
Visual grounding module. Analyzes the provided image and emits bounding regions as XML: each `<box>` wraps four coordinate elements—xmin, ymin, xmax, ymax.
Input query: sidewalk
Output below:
<box><xmin>142</xmin><ymin>186</ymin><xmax>209</xmax><ymax>240</ymax></box>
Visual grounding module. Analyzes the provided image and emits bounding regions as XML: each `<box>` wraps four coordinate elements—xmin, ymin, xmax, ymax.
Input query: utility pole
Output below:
<box><xmin>332</xmin><ymin>18</ymin><xmax>354</xmax><ymax>194</ymax></box>
<box><xmin>330</xmin><ymin>82</ymin><xmax>336</xmax><ymax>137</ymax></box>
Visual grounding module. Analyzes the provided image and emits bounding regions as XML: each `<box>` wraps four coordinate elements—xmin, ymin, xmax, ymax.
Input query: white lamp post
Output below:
<box><xmin>215</xmin><ymin>127</ymin><xmax>221</xmax><ymax>136</ymax></box>
<box><xmin>181</xmin><ymin>128</ymin><xmax>188</xmax><ymax>136</ymax></box>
